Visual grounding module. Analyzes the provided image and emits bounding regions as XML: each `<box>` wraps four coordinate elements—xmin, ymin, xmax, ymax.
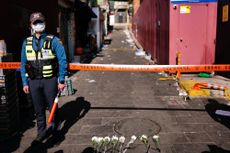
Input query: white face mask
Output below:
<box><xmin>31</xmin><ymin>23</ymin><xmax>45</xmax><ymax>33</ymax></box>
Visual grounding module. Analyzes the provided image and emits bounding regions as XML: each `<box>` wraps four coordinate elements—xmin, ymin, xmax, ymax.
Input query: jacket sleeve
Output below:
<box><xmin>20</xmin><ymin>40</ymin><xmax>28</xmax><ymax>86</ymax></box>
<box><xmin>52</xmin><ymin>36</ymin><xmax>68</xmax><ymax>82</ymax></box>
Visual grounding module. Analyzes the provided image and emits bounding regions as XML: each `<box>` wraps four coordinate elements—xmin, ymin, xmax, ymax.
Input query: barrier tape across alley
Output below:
<box><xmin>1</xmin><ymin>62</ymin><xmax>230</xmax><ymax>72</ymax></box>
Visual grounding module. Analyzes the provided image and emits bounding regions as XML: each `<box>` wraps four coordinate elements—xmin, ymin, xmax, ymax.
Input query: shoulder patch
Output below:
<box><xmin>46</xmin><ymin>35</ymin><xmax>54</xmax><ymax>39</ymax></box>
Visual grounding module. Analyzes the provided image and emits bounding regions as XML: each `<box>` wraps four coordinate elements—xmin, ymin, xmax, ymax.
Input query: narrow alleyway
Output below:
<box><xmin>1</xmin><ymin>30</ymin><xmax>230</xmax><ymax>153</ymax></box>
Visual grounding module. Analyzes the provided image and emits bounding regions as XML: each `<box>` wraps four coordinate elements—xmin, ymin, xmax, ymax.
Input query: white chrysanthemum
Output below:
<box><xmin>131</xmin><ymin>135</ymin><xmax>137</xmax><ymax>141</ymax></box>
<box><xmin>92</xmin><ymin>136</ymin><xmax>98</xmax><ymax>142</ymax></box>
<box><xmin>112</xmin><ymin>135</ymin><xmax>119</xmax><ymax>141</ymax></box>
<box><xmin>103</xmin><ymin>136</ymin><xmax>111</xmax><ymax>143</ymax></box>
<box><xmin>152</xmin><ymin>134</ymin><xmax>160</xmax><ymax>150</ymax></box>
<box><xmin>140</xmin><ymin>134</ymin><xmax>148</xmax><ymax>141</ymax></box>
<box><xmin>153</xmin><ymin>135</ymin><xmax>159</xmax><ymax>140</ymax></box>
<box><xmin>98</xmin><ymin>137</ymin><xmax>104</xmax><ymax>143</ymax></box>
<box><xmin>119</xmin><ymin>136</ymin><xmax>125</xmax><ymax>143</ymax></box>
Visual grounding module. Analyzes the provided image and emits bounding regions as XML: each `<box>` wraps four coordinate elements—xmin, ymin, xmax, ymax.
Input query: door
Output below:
<box><xmin>170</xmin><ymin>2</ymin><xmax>217</xmax><ymax>65</ymax></box>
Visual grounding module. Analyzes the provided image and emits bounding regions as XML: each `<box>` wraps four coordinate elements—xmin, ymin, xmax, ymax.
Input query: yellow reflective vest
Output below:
<box><xmin>25</xmin><ymin>35</ymin><xmax>57</xmax><ymax>79</ymax></box>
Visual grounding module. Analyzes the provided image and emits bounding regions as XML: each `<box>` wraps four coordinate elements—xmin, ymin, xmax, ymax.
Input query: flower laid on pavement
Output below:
<box><xmin>91</xmin><ymin>136</ymin><xmax>99</xmax><ymax>151</ymax></box>
<box><xmin>91</xmin><ymin>136</ymin><xmax>105</xmax><ymax>153</ymax></box>
<box><xmin>103</xmin><ymin>136</ymin><xmax>111</xmax><ymax>145</ymax></box>
<box><xmin>130</xmin><ymin>135</ymin><xmax>137</xmax><ymax>143</ymax></box>
<box><xmin>98</xmin><ymin>137</ymin><xmax>104</xmax><ymax>145</ymax></box>
<box><xmin>102</xmin><ymin>136</ymin><xmax>111</xmax><ymax>153</ymax></box>
<box><xmin>122</xmin><ymin>135</ymin><xmax>137</xmax><ymax>153</ymax></box>
<box><xmin>140</xmin><ymin>134</ymin><xmax>149</xmax><ymax>148</ymax></box>
<box><xmin>140</xmin><ymin>134</ymin><xmax>152</xmax><ymax>153</ymax></box>
<box><xmin>152</xmin><ymin>135</ymin><xmax>161</xmax><ymax>152</ymax></box>
<box><xmin>118</xmin><ymin>136</ymin><xmax>126</xmax><ymax>153</ymax></box>
<box><xmin>111</xmin><ymin>135</ymin><xmax>119</xmax><ymax>153</ymax></box>
<box><xmin>119</xmin><ymin>136</ymin><xmax>125</xmax><ymax>144</ymax></box>
<box><xmin>111</xmin><ymin>135</ymin><xmax>119</xmax><ymax>145</ymax></box>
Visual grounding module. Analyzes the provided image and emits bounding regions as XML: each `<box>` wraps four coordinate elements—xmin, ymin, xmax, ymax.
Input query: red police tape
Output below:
<box><xmin>1</xmin><ymin>62</ymin><xmax>230</xmax><ymax>72</ymax></box>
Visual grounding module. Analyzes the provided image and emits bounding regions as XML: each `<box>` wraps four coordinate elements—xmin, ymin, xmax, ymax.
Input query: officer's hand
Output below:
<box><xmin>23</xmin><ymin>85</ymin><xmax>29</xmax><ymax>94</ymax></box>
<box><xmin>58</xmin><ymin>83</ymin><xmax>65</xmax><ymax>91</ymax></box>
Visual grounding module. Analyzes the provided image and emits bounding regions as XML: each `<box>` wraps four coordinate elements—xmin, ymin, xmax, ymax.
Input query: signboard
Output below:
<box><xmin>171</xmin><ymin>0</ymin><xmax>217</xmax><ymax>4</ymax></box>
<box><xmin>222</xmin><ymin>5</ymin><xmax>229</xmax><ymax>22</ymax></box>
<box><xmin>180</xmin><ymin>5</ymin><xmax>191</xmax><ymax>14</ymax></box>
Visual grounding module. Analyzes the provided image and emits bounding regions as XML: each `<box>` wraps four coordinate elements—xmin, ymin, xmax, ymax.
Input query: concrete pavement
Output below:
<box><xmin>0</xmin><ymin>30</ymin><xmax>230</xmax><ymax>153</ymax></box>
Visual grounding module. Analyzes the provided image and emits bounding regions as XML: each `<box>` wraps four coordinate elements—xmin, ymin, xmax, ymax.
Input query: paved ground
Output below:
<box><xmin>1</xmin><ymin>30</ymin><xmax>230</xmax><ymax>153</ymax></box>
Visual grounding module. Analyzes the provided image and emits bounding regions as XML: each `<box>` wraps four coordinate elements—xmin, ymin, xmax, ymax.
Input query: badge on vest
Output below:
<box><xmin>27</xmin><ymin>50</ymin><xmax>32</xmax><ymax>53</ymax></box>
<box><xmin>42</xmin><ymin>49</ymin><xmax>49</xmax><ymax>56</ymax></box>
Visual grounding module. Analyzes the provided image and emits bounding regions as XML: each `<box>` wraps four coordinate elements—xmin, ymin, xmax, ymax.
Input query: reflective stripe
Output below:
<box><xmin>43</xmin><ymin>65</ymin><xmax>53</xmax><ymax>75</ymax></box>
<box><xmin>27</xmin><ymin>57</ymin><xmax>55</xmax><ymax>61</ymax></box>
<box><xmin>43</xmin><ymin>41</ymin><xmax>47</xmax><ymax>48</ymax></box>
<box><xmin>43</xmin><ymin>70</ymin><xmax>52</xmax><ymax>74</ymax></box>
<box><xmin>213</xmin><ymin>85</ymin><xmax>218</xmax><ymax>89</ymax></box>
<box><xmin>43</xmin><ymin>65</ymin><xmax>52</xmax><ymax>70</ymax></box>
<box><xmin>43</xmin><ymin>74</ymin><xmax>53</xmax><ymax>77</ymax></box>
<box><xmin>26</xmin><ymin>45</ymin><xmax>36</xmax><ymax>60</ymax></box>
<box><xmin>27</xmin><ymin>57</ymin><xmax>37</xmax><ymax>61</ymax></box>
<box><xmin>48</xmin><ymin>41</ymin><xmax>51</xmax><ymax>48</ymax></box>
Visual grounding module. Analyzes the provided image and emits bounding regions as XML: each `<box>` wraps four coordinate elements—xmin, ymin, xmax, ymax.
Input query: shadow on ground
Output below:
<box><xmin>23</xmin><ymin>97</ymin><xmax>91</xmax><ymax>153</ymax></box>
<box><xmin>204</xmin><ymin>99</ymin><xmax>230</xmax><ymax>153</ymax></box>
<box><xmin>0</xmin><ymin>107</ymin><xmax>36</xmax><ymax>153</ymax></box>
<box><xmin>202</xmin><ymin>145</ymin><xmax>230</xmax><ymax>153</ymax></box>
<box><xmin>81</xmin><ymin>147</ymin><xmax>95</xmax><ymax>153</ymax></box>
<box><xmin>205</xmin><ymin>99</ymin><xmax>230</xmax><ymax>129</ymax></box>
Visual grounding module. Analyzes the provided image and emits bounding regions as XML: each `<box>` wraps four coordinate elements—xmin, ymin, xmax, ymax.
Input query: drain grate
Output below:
<box><xmin>113</xmin><ymin>118</ymin><xmax>161</xmax><ymax>137</ymax></box>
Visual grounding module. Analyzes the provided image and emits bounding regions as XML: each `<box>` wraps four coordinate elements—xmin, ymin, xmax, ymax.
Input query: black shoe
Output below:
<box><xmin>32</xmin><ymin>131</ymin><xmax>48</xmax><ymax>144</ymax></box>
<box><xmin>31</xmin><ymin>135</ymin><xmax>44</xmax><ymax>146</ymax></box>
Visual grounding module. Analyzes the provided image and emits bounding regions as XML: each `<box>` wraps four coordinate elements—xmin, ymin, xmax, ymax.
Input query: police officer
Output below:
<box><xmin>20</xmin><ymin>12</ymin><xmax>67</xmax><ymax>143</ymax></box>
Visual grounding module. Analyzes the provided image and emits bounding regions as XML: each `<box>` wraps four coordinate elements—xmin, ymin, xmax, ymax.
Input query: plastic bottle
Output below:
<box><xmin>198</xmin><ymin>72</ymin><xmax>211</xmax><ymax>78</ymax></box>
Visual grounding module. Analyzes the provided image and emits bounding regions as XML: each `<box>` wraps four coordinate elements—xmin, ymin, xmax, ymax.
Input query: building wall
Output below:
<box><xmin>132</xmin><ymin>0</ymin><xmax>169</xmax><ymax>64</ymax></box>
<box><xmin>133</xmin><ymin>0</ymin><xmax>217</xmax><ymax>65</ymax></box>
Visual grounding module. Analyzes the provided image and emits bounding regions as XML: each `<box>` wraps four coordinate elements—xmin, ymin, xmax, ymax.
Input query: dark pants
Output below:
<box><xmin>29</xmin><ymin>77</ymin><xmax>59</xmax><ymax>136</ymax></box>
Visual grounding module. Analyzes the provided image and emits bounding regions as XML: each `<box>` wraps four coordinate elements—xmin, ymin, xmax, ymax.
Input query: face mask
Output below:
<box><xmin>31</xmin><ymin>23</ymin><xmax>45</xmax><ymax>33</ymax></box>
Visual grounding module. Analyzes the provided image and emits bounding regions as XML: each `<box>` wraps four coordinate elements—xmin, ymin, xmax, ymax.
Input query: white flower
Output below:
<box><xmin>140</xmin><ymin>134</ymin><xmax>148</xmax><ymax>147</ymax></box>
<box><xmin>140</xmin><ymin>134</ymin><xmax>148</xmax><ymax>141</ymax></box>
<box><xmin>103</xmin><ymin>136</ymin><xmax>111</xmax><ymax>143</ymax></box>
<box><xmin>111</xmin><ymin>135</ymin><xmax>119</xmax><ymax>143</ymax></box>
<box><xmin>98</xmin><ymin>137</ymin><xmax>104</xmax><ymax>146</ymax></box>
<box><xmin>92</xmin><ymin>136</ymin><xmax>99</xmax><ymax>143</ymax></box>
<box><xmin>98</xmin><ymin>137</ymin><xmax>104</xmax><ymax>143</ymax></box>
<box><xmin>119</xmin><ymin>136</ymin><xmax>125</xmax><ymax>144</ymax></box>
<box><xmin>152</xmin><ymin>135</ymin><xmax>160</xmax><ymax>151</ymax></box>
<box><xmin>153</xmin><ymin>135</ymin><xmax>159</xmax><ymax>140</ymax></box>
<box><xmin>91</xmin><ymin>136</ymin><xmax>99</xmax><ymax>150</ymax></box>
<box><xmin>130</xmin><ymin>135</ymin><xmax>137</xmax><ymax>142</ymax></box>
<box><xmin>122</xmin><ymin>135</ymin><xmax>137</xmax><ymax>153</ymax></box>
